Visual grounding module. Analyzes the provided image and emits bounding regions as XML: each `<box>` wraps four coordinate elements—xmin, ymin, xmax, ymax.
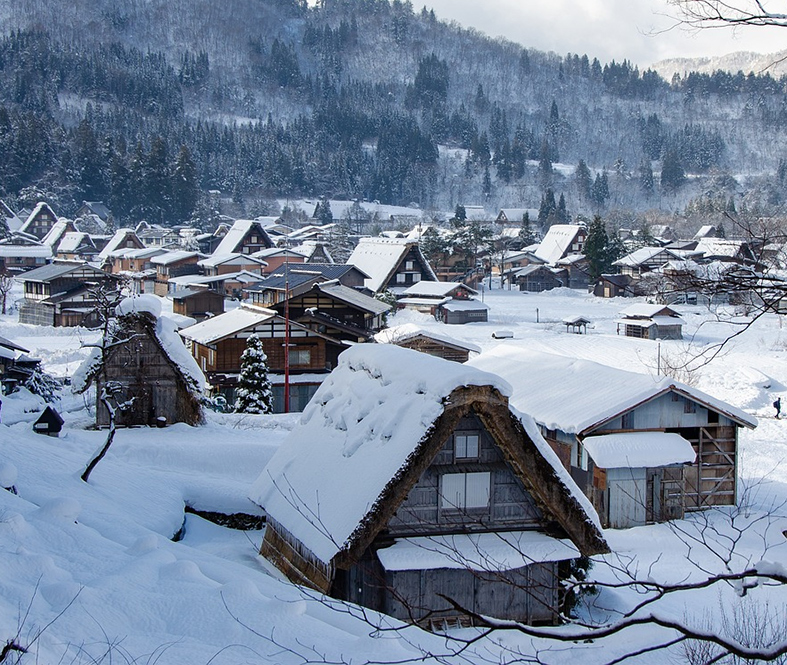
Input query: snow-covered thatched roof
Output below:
<box><xmin>250</xmin><ymin>344</ymin><xmax>607</xmax><ymax>568</ymax></box>
<box><xmin>468</xmin><ymin>347</ymin><xmax>757</xmax><ymax>435</ymax></box>
<box><xmin>72</xmin><ymin>295</ymin><xmax>205</xmax><ymax>397</ymax></box>
<box><xmin>347</xmin><ymin>238</ymin><xmax>436</xmax><ymax>292</ymax></box>
<box><xmin>211</xmin><ymin>220</ymin><xmax>272</xmax><ymax>256</ymax></box>
<box><xmin>178</xmin><ymin>305</ymin><xmax>277</xmax><ymax>345</ymax></box>
<box><xmin>534</xmin><ymin>225</ymin><xmax>584</xmax><ymax>264</ymax></box>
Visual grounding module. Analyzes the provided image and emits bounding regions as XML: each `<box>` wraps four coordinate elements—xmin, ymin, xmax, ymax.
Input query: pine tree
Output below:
<box><xmin>583</xmin><ymin>215</ymin><xmax>613</xmax><ymax>281</ymax></box>
<box><xmin>575</xmin><ymin>159</ymin><xmax>592</xmax><ymax>201</ymax></box>
<box><xmin>25</xmin><ymin>363</ymin><xmax>60</xmax><ymax>402</ymax></box>
<box><xmin>171</xmin><ymin>145</ymin><xmax>198</xmax><ymax>223</ymax></box>
<box><xmin>518</xmin><ymin>212</ymin><xmax>537</xmax><ymax>247</ymax></box>
<box><xmin>234</xmin><ymin>335</ymin><xmax>273</xmax><ymax>414</ymax></box>
<box><xmin>660</xmin><ymin>150</ymin><xmax>686</xmax><ymax>191</ymax></box>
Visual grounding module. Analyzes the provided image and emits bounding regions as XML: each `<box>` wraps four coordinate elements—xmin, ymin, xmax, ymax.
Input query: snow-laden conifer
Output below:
<box><xmin>234</xmin><ymin>334</ymin><xmax>273</xmax><ymax>414</ymax></box>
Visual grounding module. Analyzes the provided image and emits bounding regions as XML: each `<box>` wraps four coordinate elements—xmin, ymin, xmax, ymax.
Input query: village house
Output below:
<box><xmin>150</xmin><ymin>250</ymin><xmax>204</xmax><ymax>296</ymax></box>
<box><xmin>179</xmin><ymin>303</ymin><xmax>349</xmax><ymax>412</ymax></box>
<box><xmin>170</xmin><ymin>288</ymin><xmax>225</xmax><ymax>321</ymax></box>
<box><xmin>211</xmin><ymin>219</ymin><xmax>275</xmax><ymax>256</ymax></box>
<box><xmin>593</xmin><ymin>273</ymin><xmax>635</xmax><ymax>298</ymax></box>
<box><xmin>289</xmin><ymin>240</ymin><xmax>333</xmax><ymax>264</ymax></box>
<box><xmin>72</xmin><ymin>295</ymin><xmax>205</xmax><ymax>427</ymax></box>
<box><xmin>251</xmin><ymin>344</ymin><xmax>608</xmax><ymax>627</ymax></box>
<box><xmin>514</xmin><ymin>264</ymin><xmax>567</xmax><ymax>292</ymax></box>
<box><xmin>0</xmin><ymin>335</ymin><xmax>39</xmax><ymax>393</ymax></box>
<box><xmin>198</xmin><ymin>253</ymin><xmax>268</xmax><ymax>277</ymax></box>
<box><xmin>269</xmin><ymin>281</ymin><xmax>390</xmax><ymax>341</ymax></box>
<box><xmin>396</xmin><ymin>281</ymin><xmax>478</xmax><ymax>317</ymax></box>
<box><xmin>97</xmin><ymin>229</ymin><xmax>146</xmax><ymax>269</ymax></box>
<box><xmin>469</xmin><ymin>347</ymin><xmax>757</xmax><ymax>528</ymax></box>
<box><xmin>18</xmin><ymin>202</ymin><xmax>59</xmax><ymax>241</ymax></box>
<box><xmin>347</xmin><ymin>238</ymin><xmax>437</xmax><ymax>294</ymax></box>
<box><xmin>0</xmin><ymin>236</ymin><xmax>52</xmax><ymax>274</ymax></box>
<box><xmin>168</xmin><ymin>270</ymin><xmax>266</xmax><ymax>299</ymax></box>
<box><xmin>534</xmin><ymin>224</ymin><xmax>587</xmax><ymax>265</ymax></box>
<box><xmin>613</xmin><ymin>246</ymin><xmax>685</xmax><ymax>279</ymax></box>
<box><xmin>54</xmin><ymin>232</ymin><xmax>99</xmax><ymax>262</ymax></box>
<box><xmin>617</xmin><ymin>303</ymin><xmax>684</xmax><ymax>340</ymax></box>
<box><xmin>17</xmin><ymin>262</ymin><xmax>116</xmax><ymax>327</ymax></box>
<box><xmin>375</xmin><ymin>323</ymin><xmax>481</xmax><ymax>362</ymax></box>
<box><xmin>249</xmin><ymin>247</ymin><xmax>307</xmax><ymax>273</ymax></box>
<box><xmin>245</xmin><ymin>264</ymin><xmax>369</xmax><ymax>307</ymax></box>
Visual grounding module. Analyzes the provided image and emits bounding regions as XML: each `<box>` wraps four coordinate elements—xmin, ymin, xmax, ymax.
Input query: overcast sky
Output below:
<box><xmin>423</xmin><ymin>0</ymin><xmax>786</xmax><ymax>67</ymax></box>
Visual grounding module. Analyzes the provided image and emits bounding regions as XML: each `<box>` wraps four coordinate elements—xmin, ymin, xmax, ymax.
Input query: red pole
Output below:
<box><xmin>283</xmin><ymin>255</ymin><xmax>290</xmax><ymax>413</ymax></box>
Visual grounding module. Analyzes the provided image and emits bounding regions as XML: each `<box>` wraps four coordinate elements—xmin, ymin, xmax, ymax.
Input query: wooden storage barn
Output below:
<box><xmin>251</xmin><ymin>345</ymin><xmax>608</xmax><ymax>628</ymax></box>
<box><xmin>375</xmin><ymin>323</ymin><xmax>481</xmax><ymax>363</ymax></box>
<box><xmin>616</xmin><ymin>304</ymin><xmax>684</xmax><ymax>340</ymax></box>
<box><xmin>73</xmin><ymin>295</ymin><xmax>205</xmax><ymax>427</ymax></box>
<box><xmin>469</xmin><ymin>348</ymin><xmax>757</xmax><ymax>526</ymax></box>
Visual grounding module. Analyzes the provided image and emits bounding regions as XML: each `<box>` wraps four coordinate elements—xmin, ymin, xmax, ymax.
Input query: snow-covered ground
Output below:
<box><xmin>1</xmin><ymin>284</ymin><xmax>786</xmax><ymax>664</ymax></box>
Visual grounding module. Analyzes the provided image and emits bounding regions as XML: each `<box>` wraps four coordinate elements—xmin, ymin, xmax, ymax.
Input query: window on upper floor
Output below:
<box><xmin>440</xmin><ymin>472</ymin><xmax>490</xmax><ymax>510</ymax></box>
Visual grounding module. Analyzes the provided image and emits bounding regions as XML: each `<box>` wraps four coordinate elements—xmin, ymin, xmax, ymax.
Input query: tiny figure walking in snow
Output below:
<box><xmin>774</xmin><ymin>397</ymin><xmax>782</xmax><ymax>419</ymax></box>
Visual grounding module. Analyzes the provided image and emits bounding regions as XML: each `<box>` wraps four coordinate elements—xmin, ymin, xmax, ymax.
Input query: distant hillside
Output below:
<box><xmin>1</xmin><ymin>0</ymin><xmax>786</xmax><ymax>227</ymax></box>
<box><xmin>653</xmin><ymin>50</ymin><xmax>787</xmax><ymax>80</ymax></box>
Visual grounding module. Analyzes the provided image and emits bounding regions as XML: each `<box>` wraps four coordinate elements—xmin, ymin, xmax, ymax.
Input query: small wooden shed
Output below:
<box><xmin>73</xmin><ymin>295</ymin><xmax>205</xmax><ymax>427</ymax></box>
<box><xmin>616</xmin><ymin>304</ymin><xmax>684</xmax><ymax>340</ymax></box>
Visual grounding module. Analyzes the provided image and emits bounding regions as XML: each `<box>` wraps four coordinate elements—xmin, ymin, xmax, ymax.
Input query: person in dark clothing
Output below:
<box><xmin>774</xmin><ymin>397</ymin><xmax>782</xmax><ymax>419</ymax></box>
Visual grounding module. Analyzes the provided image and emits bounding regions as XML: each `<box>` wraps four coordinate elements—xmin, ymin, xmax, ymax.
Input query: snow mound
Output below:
<box><xmin>0</xmin><ymin>461</ymin><xmax>18</xmax><ymax>487</ymax></box>
<box><xmin>33</xmin><ymin>497</ymin><xmax>82</xmax><ymax>524</ymax></box>
<box><xmin>116</xmin><ymin>294</ymin><xmax>163</xmax><ymax>318</ymax></box>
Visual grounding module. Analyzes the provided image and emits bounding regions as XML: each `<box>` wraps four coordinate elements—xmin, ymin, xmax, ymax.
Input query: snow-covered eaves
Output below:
<box><xmin>440</xmin><ymin>298</ymin><xmax>489</xmax><ymax>312</ymax></box>
<box><xmin>401</xmin><ymin>281</ymin><xmax>476</xmax><ymax>298</ymax></box>
<box><xmin>377</xmin><ymin>530</ymin><xmax>579</xmax><ymax>572</ymax></box>
<box><xmin>614</xmin><ymin>246</ymin><xmax>681</xmax><ymax>268</ymax></box>
<box><xmin>178</xmin><ymin>305</ymin><xmax>277</xmax><ymax>345</ymax></box>
<box><xmin>582</xmin><ymin>432</ymin><xmax>696</xmax><ymax>469</ymax></box>
<box><xmin>0</xmin><ymin>245</ymin><xmax>52</xmax><ymax>259</ymax></box>
<box><xmin>150</xmin><ymin>250</ymin><xmax>202</xmax><ymax>266</ymax></box>
<box><xmin>374</xmin><ymin>323</ymin><xmax>481</xmax><ymax>353</ymax></box>
<box><xmin>347</xmin><ymin>238</ymin><xmax>435</xmax><ymax>293</ymax></box>
<box><xmin>620</xmin><ymin>303</ymin><xmax>681</xmax><ymax>319</ymax></box>
<box><xmin>199</xmin><ymin>252</ymin><xmax>267</xmax><ymax>268</ymax></box>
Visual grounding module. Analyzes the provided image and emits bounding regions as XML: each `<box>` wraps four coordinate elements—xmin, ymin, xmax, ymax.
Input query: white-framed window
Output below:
<box><xmin>454</xmin><ymin>432</ymin><xmax>480</xmax><ymax>459</ymax></box>
<box><xmin>440</xmin><ymin>472</ymin><xmax>490</xmax><ymax>510</ymax></box>
<box><xmin>412</xmin><ymin>273</ymin><xmax>421</xmax><ymax>283</ymax></box>
<box><xmin>289</xmin><ymin>349</ymin><xmax>311</xmax><ymax>365</ymax></box>
<box><xmin>405</xmin><ymin>260</ymin><xmax>414</xmax><ymax>270</ymax></box>
<box><xmin>396</xmin><ymin>273</ymin><xmax>406</xmax><ymax>284</ymax></box>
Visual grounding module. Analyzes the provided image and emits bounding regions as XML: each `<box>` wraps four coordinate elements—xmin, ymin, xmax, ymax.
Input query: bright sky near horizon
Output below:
<box><xmin>423</xmin><ymin>0</ymin><xmax>786</xmax><ymax>67</ymax></box>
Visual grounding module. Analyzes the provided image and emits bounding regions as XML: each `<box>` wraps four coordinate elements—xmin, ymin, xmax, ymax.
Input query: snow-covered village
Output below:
<box><xmin>3</xmin><ymin>1</ymin><xmax>787</xmax><ymax>664</ymax></box>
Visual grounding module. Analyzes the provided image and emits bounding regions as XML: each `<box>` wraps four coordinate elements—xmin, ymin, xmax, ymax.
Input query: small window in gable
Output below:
<box><xmin>621</xmin><ymin>411</ymin><xmax>634</xmax><ymax>429</ymax></box>
<box><xmin>454</xmin><ymin>432</ymin><xmax>480</xmax><ymax>459</ymax></box>
<box><xmin>684</xmin><ymin>399</ymin><xmax>696</xmax><ymax>414</ymax></box>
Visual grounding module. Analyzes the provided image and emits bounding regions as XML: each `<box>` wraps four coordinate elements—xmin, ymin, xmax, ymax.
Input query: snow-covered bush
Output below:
<box><xmin>234</xmin><ymin>334</ymin><xmax>273</xmax><ymax>414</ymax></box>
<box><xmin>24</xmin><ymin>364</ymin><xmax>61</xmax><ymax>402</ymax></box>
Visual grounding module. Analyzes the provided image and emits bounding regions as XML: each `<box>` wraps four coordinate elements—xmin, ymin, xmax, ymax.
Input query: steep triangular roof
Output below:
<box><xmin>251</xmin><ymin>345</ymin><xmax>608</xmax><ymax>586</ymax></box>
<box><xmin>534</xmin><ymin>225</ymin><xmax>585</xmax><ymax>264</ymax></box>
<box><xmin>347</xmin><ymin>238</ymin><xmax>437</xmax><ymax>292</ymax></box>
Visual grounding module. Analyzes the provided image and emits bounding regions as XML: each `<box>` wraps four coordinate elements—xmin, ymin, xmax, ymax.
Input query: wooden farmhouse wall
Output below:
<box><xmin>589</xmin><ymin>391</ymin><xmax>738</xmax><ymax>509</ymax></box>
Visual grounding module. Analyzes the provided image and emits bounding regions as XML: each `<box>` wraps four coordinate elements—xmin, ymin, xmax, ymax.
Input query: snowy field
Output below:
<box><xmin>1</xmin><ymin>285</ymin><xmax>786</xmax><ymax>664</ymax></box>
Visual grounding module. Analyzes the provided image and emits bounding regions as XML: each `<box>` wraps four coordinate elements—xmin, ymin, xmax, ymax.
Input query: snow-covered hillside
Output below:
<box><xmin>2</xmin><ymin>286</ymin><xmax>787</xmax><ymax>664</ymax></box>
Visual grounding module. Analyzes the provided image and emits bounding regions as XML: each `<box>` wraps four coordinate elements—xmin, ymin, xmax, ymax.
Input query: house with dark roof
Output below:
<box><xmin>617</xmin><ymin>304</ymin><xmax>684</xmax><ymax>340</ymax></box>
<box><xmin>251</xmin><ymin>344</ymin><xmax>608</xmax><ymax>627</ymax></box>
<box><xmin>0</xmin><ymin>335</ymin><xmax>39</xmax><ymax>393</ymax></box>
<box><xmin>17</xmin><ymin>262</ymin><xmax>116</xmax><ymax>327</ymax></box>
<box><xmin>245</xmin><ymin>264</ymin><xmax>369</xmax><ymax>307</ymax></box>
<box><xmin>19</xmin><ymin>203</ymin><xmax>59</xmax><ymax>240</ymax></box>
<box><xmin>179</xmin><ymin>304</ymin><xmax>350</xmax><ymax>412</ymax></box>
<box><xmin>270</xmin><ymin>281</ymin><xmax>390</xmax><ymax>341</ymax></box>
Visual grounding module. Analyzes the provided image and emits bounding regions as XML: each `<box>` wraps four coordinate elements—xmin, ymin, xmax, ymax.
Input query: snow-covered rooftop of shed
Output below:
<box><xmin>374</xmin><ymin>322</ymin><xmax>481</xmax><ymax>353</ymax></box>
<box><xmin>441</xmin><ymin>298</ymin><xmax>489</xmax><ymax>312</ymax></box>
<box><xmin>56</xmin><ymin>232</ymin><xmax>91</xmax><ymax>253</ymax></box>
<box><xmin>583</xmin><ymin>432</ymin><xmax>696</xmax><ymax>469</ymax></box>
<box><xmin>376</xmin><ymin>530</ymin><xmax>579</xmax><ymax>572</ymax></box>
<box><xmin>534</xmin><ymin>225</ymin><xmax>583</xmax><ymax>264</ymax></box>
<box><xmin>468</xmin><ymin>347</ymin><xmax>756</xmax><ymax>434</ymax></box>
<box><xmin>249</xmin><ymin>344</ymin><xmax>511</xmax><ymax>564</ymax></box>
<box><xmin>401</xmin><ymin>281</ymin><xmax>475</xmax><ymax>298</ymax></box>
<box><xmin>620</xmin><ymin>303</ymin><xmax>681</xmax><ymax>318</ymax></box>
<box><xmin>0</xmin><ymin>244</ymin><xmax>51</xmax><ymax>258</ymax></box>
<box><xmin>178</xmin><ymin>305</ymin><xmax>276</xmax><ymax>345</ymax></box>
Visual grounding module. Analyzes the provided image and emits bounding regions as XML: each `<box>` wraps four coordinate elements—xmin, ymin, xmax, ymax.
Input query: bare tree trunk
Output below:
<box><xmin>81</xmin><ymin>395</ymin><xmax>116</xmax><ymax>483</ymax></box>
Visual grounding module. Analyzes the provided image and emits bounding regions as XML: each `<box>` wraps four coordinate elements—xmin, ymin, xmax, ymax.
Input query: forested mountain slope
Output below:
<box><xmin>1</xmin><ymin>0</ymin><xmax>785</xmax><ymax>227</ymax></box>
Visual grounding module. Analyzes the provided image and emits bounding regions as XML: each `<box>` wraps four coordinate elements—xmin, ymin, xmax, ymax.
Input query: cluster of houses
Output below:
<box><xmin>3</xmin><ymin>199</ymin><xmax>763</xmax><ymax>632</ymax></box>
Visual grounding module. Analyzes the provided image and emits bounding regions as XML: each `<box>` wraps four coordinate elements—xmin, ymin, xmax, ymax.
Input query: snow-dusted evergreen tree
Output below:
<box><xmin>234</xmin><ymin>334</ymin><xmax>273</xmax><ymax>414</ymax></box>
<box><xmin>25</xmin><ymin>363</ymin><xmax>60</xmax><ymax>402</ymax></box>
